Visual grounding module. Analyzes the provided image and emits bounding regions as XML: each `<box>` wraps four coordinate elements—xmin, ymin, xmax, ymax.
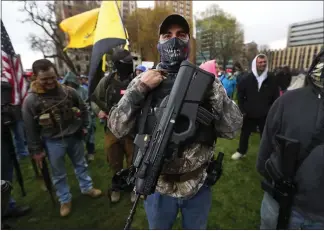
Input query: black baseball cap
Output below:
<box><xmin>159</xmin><ymin>14</ymin><xmax>190</xmax><ymax>36</ymax></box>
<box><xmin>111</xmin><ymin>48</ymin><xmax>137</xmax><ymax>63</ymax></box>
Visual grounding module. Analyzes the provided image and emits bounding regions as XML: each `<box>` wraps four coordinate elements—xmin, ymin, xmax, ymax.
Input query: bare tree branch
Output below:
<box><xmin>20</xmin><ymin>0</ymin><xmax>77</xmax><ymax>73</ymax></box>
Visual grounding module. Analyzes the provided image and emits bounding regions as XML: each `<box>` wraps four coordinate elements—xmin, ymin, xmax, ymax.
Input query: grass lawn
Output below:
<box><xmin>10</xmin><ymin>120</ymin><xmax>264</xmax><ymax>230</ymax></box>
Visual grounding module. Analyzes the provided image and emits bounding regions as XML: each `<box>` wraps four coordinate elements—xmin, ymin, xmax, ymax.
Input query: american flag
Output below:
<box><xmin>1</xmin><ymin>20</ymin><xmax>28</xmax><ymax>105</ymax></box>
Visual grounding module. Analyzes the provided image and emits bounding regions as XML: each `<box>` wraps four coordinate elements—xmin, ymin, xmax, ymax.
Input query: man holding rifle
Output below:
<box><xmin>257</xmin><ymin>49</ymin><xmax>324</xmax><ymax>229</ymax></box>
<box><xmin>22</xmin><ymin>59</ymin><xmax>102</xmax><ymax>217</ymax></box>
<box><xmin>108</xmin><ymin>14</ymin><xmax>243</xmax><ymax>229</ymax></box>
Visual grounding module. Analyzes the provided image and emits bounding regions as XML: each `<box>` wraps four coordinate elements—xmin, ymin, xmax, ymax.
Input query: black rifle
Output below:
<box><xmin>40</xmin><ymin>144</ymin><xmax>56</xmax><ymax>205</ymax></box>
<box><xmin>261</xmin><ymin>134</ymin><xmax>300</xmax><ymax>229</ymax></box>
<box><xmin>31</xmin><ymin>158</ymin><xmax>41</xmax><ymax>178</ymax></box>
<box><xmin>1</xmin><ymin>104</ymin><xmax>27</xmax><ymax>197</ymax></box>
<box><xmin>40</xmin><ymin>157</ymin><xmax>56</xmax><ymax>205</ymax></box>
<box><xmin>124</xmin><ymin>60</ymin><xmax>215</xmax><ymax>230</ymax></box>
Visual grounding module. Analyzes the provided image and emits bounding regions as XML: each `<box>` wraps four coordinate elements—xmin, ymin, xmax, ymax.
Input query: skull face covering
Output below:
<box><xmin>157</xmin><ymin>37</ymin><xmax>189</xmax><ymax>71</ymax></box>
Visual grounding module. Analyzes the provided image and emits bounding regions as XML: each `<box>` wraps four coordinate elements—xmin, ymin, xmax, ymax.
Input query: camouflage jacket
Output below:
<box><xmin>107</xmin><ymin>73</ymin><xmax>243</xmax><ymax>198</ymax></box>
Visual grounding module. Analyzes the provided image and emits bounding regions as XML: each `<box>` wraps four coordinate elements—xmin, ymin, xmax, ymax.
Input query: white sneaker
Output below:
<box><xmin>231</xmin><ymin>152</ymin><xmax>245</xmax><ymax>160</ymax></box>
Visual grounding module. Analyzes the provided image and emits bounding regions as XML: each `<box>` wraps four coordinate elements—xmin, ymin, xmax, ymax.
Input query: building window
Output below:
<box><xmin>76</xmin><ymin>65</ymin><xmax>81</xmax><ymax>73</ymax></box>
<box><xmin>68</xmin><ymin>5</ymin><xmax>72</xmax><ymax>10</ymax></box>
<box><xmin>85</xmin><ymin>55</ymin><xmax>89</xmax><ymax>61</ymax></box>
<box><xmin>76</xmin><ymin>55</ymin><xmax>79</xmax><ymax>61</ymax></box>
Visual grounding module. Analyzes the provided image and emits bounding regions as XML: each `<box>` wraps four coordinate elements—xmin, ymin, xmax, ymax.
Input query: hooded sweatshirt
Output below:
<box><xmin>251</xmin><ymin>55</ymin><xmax>269</xmax><ymax>90</ymax></box>
<box><xmin>22</xmin><ymin>81</ymin><xmax>89</xmax><ymax>155</ymax></box>
<box><xmin>237</xmin><ymin>54</ymin><xmax>279</xmax><ymax>118</ymax></box>
<box><xmin>62</xmin><ymin>72</ymin><xmax>88</xmax><ymax>102</ymax></box>
<box><xmin>257</xmin><ymin>60</ymin><xmax>324</xmax><ymax>222</ymax></box>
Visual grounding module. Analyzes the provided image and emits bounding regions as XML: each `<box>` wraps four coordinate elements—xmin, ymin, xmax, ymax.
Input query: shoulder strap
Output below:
<box><xmin>137</xmin><ymin>93</ymin><xmax>153</xmax><ymax>134</ymax></box>
<box><xmin>104</xmin><ymin>72</ymin><xmax>116</xmax><ymax>90</ymax></box>
<box><xmin>131</xmin><ymin>93</ymin><xmax>153</xmax><ymax>164</ymax></box>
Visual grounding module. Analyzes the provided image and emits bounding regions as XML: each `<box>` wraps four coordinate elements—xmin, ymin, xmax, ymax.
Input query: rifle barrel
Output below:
<box><xmin>124</xmin><ymin>194</ymin><xmax>141</xmax><ymax>230</ymax></box>
<box><xmin>41</xmin><ymin>159</ymin><xmax>56</xmax><ymax>205</ymax></box>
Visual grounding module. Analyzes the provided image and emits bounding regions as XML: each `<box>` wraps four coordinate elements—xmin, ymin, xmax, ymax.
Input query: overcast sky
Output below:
<box><xmin>2</xmin><ymin>1</ymin><xmax>323</xmax><ymax>69</ymax></box>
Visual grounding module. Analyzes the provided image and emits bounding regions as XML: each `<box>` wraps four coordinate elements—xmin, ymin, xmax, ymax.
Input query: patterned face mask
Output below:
<box><xmin>157</xmin><ymin>37</ymin><xmax>189</xmax><ymax>70</ymax></box>
<box><xmin>310</xmin><ymin>61</ymin><xmax>324</xmax><ymax>88</ymax></box>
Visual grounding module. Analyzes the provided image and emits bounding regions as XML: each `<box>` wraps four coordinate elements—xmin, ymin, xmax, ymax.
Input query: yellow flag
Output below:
<box><xmin>124</xmin><ymin>40</ymin><xmax>129</xmax><ymax>51</ymax></box>
<box><xmin>102</xmin><ymin>54</ymin><xmax>106</xmax><ymax>72</ymax></box>
<box><xmin>59</xmin><ymin>8</ymin><xmax>100</xmax><ymax>49</ymax></box>
<box><xmin>116</xmin><ymin>0</ymin><xmax>122</xmax><ymax>9</ymax></box>
<box><xmin>93</xmin><ymin>1</ymin><xmax>127</xmax><ymax>44</ymax></box>
<box><xmin>88</xmin><ymin>1</ymin><xmax>128</xmax><ymax>96</ymax></box>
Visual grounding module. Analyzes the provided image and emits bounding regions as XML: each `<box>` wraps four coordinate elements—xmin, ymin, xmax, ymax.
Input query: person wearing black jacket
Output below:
<box><xmin>276</xmin><ymin>65</ymin><xmax>292</xmax><ymax>93</ymax></box>
<box><xmin>257</xmin><ymin>50</ymin><xmax>324</xmax><ymax>229</ymax></box>
<box><xmin>232</xmin><ymin>54</ymin><xmax>279</xmax><ymax>160</ymax></box>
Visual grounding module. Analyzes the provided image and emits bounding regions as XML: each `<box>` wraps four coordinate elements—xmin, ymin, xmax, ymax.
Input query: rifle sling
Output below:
<box><xmin>131</xmin><ymin>93</ymin><xmax>153</xmax><ymax>163</ymax></box>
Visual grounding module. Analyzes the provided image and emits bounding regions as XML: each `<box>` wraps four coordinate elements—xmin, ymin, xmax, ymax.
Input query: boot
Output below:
<box><xmin>60</xmin><ymin>202</ymin><xmax>71</xmax><ymax>217</ymax></box>
<box><xmin>110</xmin><ymin>191</ymin><xmax>120</xmax><ymax>203</ymax></box>
<box><xmin>3</xmin><ymin>205</ymin><xmax>31</xmax><ymax>219</ymax></box>
<box><xmin>82</xmin><ymin>188</ymin><xmax>102</xmax><ymax>198</ymax></box>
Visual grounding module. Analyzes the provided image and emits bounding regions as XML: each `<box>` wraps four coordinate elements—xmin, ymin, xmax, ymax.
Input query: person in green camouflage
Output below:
<box><xmin>107</xmin><ymin>14</ymin><xmax>243</xmax><ymax>229</ymax></box>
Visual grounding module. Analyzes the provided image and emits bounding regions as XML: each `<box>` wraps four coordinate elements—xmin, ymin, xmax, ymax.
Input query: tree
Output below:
<box><xmin>243</xmin><ymin>41</ymin><xmax>259</xmax><ymax>70</ymax></box>
<box><xmin>125</xmin><ymin>6</ymin><xmax>173</xmax><ymax>64</ymax></box>
<box><xmin>196</xmin><ymin>4</ymin><xmax>244</xmax><ymax>69</ymax></box>
<box><xmin>259</xmin><ymin>44</ymin><xmax>270</xmax><ymax>53</ymax></box>
<box><xmin>20</xmin><ymin>1</ymin><xmax>77</xmax><ymax>73</ymax></box>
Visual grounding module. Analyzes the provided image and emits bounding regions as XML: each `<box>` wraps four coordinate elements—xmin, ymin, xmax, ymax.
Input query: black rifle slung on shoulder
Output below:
<box><xmin>261</xmin><ymin>134</ymin><xmax>300</xmax><ymax>229</ymax></box>
<box><xmin>124</xmin><ymin>60</ymin><xmax>215</xmax><ymax>230</ymax></box>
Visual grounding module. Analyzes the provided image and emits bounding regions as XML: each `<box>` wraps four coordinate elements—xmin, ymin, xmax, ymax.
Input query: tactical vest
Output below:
<box><xmin>105</xmin><ymin>73</ymin><xmax>131</xmax><ymax>111</ymax></box>
<box><xmin>36</xmin><ymin>86</ymin><xmax>81</xmax><ymax>133</ymax></box>
<box><xmin>137</xmin><ymin>72</ymin><xmax>217</xmax><ymax>157</ymax></box>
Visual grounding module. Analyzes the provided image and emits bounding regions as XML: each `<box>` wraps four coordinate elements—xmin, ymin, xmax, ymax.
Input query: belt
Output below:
<box><xmin>161</xmin><ymin>163</ymin><xmax>208</xmax><ymax>183</ymax></box>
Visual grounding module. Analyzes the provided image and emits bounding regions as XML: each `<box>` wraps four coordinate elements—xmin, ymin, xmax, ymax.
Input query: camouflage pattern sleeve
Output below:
<box><xmin>209</xmin><ymin>77</ymin><xmax>243</xmax><ymax>139</ymax></box>
<box><xmin>107</xmin><ymin>74</ymin><xmax>150</xmax><ymax>139</ymax></box>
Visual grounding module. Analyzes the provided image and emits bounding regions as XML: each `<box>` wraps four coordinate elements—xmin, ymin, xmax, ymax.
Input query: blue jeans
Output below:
<box><xmin>12</xmin><ymin>120</ymin><xmax>29</xmax><ymax>158</ymax></box>
<box><xmin>144</xmin><ymin>185</ymin><xmax>212</xmax><ymax>229</ymax></box>
<box><xmin>260</xmin><ymin>192</ymin><xmax>324</xmax><ymax>229</ymax></box>
<box><xmin>45</xmin><ymin>136</ymin><xmax>93</xmax><ymax>204</ymax></box>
